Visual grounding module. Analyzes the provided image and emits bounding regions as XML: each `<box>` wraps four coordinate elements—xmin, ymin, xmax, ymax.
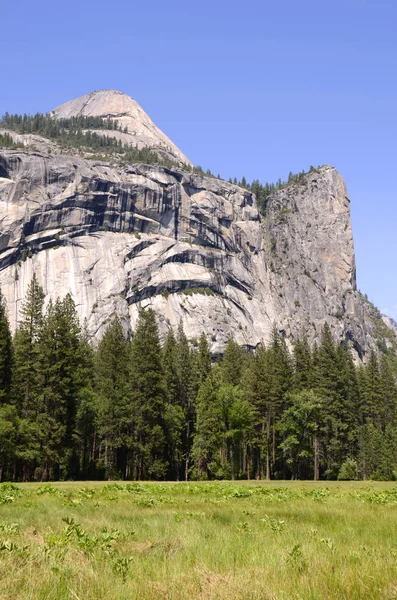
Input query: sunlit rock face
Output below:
<box><xmin>0</xmin><ymin>149</ymin><xmax>392</xmax><ymax>357</ymax></box>
<box><xmin>51</xmin><ymin>89</ymin><xmax>192</xmax><ymax>166</ymax></box>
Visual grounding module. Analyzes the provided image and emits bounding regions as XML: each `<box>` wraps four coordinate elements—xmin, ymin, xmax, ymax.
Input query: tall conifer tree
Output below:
<box><xmin>131</xmin><ymin>309</ymin><xmax>167</xmax><ymax>479</ymax></box>
<box><xmin>13</xmin><ymin>274</ymin><xmax>44</xmax><ymax>418</ymax></box>
<box><xmin>95</xmin><ymin>315</ymin><xmax>131</xmax><ymax>479</ymax></box>
<box><xmin>0</xmin><ymin>289</ymin><xmax>12</xmax><ymax>404</ymax></box>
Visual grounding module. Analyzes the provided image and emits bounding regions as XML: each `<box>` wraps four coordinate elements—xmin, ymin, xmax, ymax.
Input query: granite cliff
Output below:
<box><xmin>51</xmin><ymin>89</ymin><xmax>191</xmax><ymax>166</ymax></box>
<box><xmin>0</xmin><ymin>91</ymin><xmax>394</xmax><ymax>358</ymax></box>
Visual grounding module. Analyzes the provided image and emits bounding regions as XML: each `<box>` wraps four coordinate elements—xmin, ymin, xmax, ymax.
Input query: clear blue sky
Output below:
<box><xmin>2</xmin><ymin>0</ymin><xmax>396</xmax><ymax>317</ymax></box>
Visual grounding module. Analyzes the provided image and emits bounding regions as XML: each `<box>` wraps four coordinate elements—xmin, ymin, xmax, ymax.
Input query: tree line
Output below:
<box><xmin>1</xmin><ymin>113</ymin><xmax>128</xmax><ymax>136</ymax></box>
<box><xmin>226</xmin><ymin>166</ymin><xmax>322</xmax><ymax>215</ymax></box>
<box><xmin>0</xmin><ymin>276</ymin><xmax>396</xmax><ymax>483</ymax></box>
<box><xmin>0</xmin><ymin>132</ymin><xmax>19</xmax><ymax>149</ymax></box>
<box><xmin>0</xmin><ymin>112</ymin><xmax>179</xmax><ymax>169</ymax></box>
<box><xmin>193</xmin><ymin>165</ymin><xmax>323</xmax><ymax>216</ymax></box>
<box><xmin>1</xmin><ymin>112</ymin><xmax>322</xmax><ymax>216</ymax></box>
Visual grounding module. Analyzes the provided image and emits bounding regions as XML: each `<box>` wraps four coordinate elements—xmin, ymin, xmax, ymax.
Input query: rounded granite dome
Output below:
<box><xmin>51</xmin><ymin>90</ymin><xmax>191</xmax><ymax>166</ymax></box>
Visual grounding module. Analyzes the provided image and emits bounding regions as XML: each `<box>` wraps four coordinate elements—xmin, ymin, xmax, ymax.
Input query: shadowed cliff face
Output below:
<box><xmin>0</xmin><ymin>150</ymin><xmax>393</xmax><ymax>357</ymax></box>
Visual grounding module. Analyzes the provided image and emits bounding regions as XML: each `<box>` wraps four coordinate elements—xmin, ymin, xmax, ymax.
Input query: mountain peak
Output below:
<box><xmin>52</xmin><ymin>89</ymin><xmax>141</xmax><ymax>119</ymax></box>
<box><xmin>51</xmin><ymin>90</ymin><xmax>191</xmax><ymax>166</ymax></box>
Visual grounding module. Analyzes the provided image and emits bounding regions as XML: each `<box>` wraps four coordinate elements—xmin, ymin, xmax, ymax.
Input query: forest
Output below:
<box><xmin>0</xmin><ymin>275</ymin><xmax>396</xmax><ymax>483</ymax></box>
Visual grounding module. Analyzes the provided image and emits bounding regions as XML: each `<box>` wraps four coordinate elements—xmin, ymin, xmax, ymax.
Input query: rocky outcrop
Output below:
<box><xmin>0</xmin><ymin>149</ymin><xmax>274</xmax><ymax>350</ymax></box>
<box><xmin>0</xmin><ymin>148</ymin><xmax>394</xmax><ymax>358</ymax></box>
<box><xmin>51</xmin><ymin>90</ymin><xmax>192</xmax><ymax>166</ymax></box>
<box><xmin>263</xmin><ymin>167</ymin><xmax>395</xmax><ymax>359</ymax></box>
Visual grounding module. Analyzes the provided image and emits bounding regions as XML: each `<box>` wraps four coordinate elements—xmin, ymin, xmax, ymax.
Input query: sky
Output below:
<box><xmin>1</xmin><ymin>0</ymin><xmax>396</xmax><ymax>317</ymax></box>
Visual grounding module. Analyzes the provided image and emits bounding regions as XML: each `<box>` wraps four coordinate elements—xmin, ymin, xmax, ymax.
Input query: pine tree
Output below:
<box><xmin>75</xmin><ymin>321</ymin><xmax>97</xmax><ymax>478</ymax></box>
<box><xmin>162</xmin><ymin>329</ymin><xmax>178</xmax><ymax>405</ymax></box>
<box><xmin>0</xmin><ymin>289</ymin><xmax>12</xmax><ymax>404</ymax></box>
<box><xmin>292</xmin><ymin>332</ymin><xmax>312</xmax><ymax>392</ymax></box>
<box><xmin>196</xmin><ymin>333</ymin><xmax>211</xmax><ymax>385</ymax></box>
<box><xmin>12</xmin><ymin>275</ymin><xmax>44</xmax><ymax>480</ymax></box>
<box><xmin>379</xmin><ymin>354</ymin><xmax>397</xmax><ymax>430</ymax></box>
<box><xmin>162</xmin><ymin>328</ymin><xmax>184</xmax><ymax>479</ymax></box>
<box><xmin>362</xmin><ymin>349</ymin><xmax>382</xmax><ymax>427</ymax></box>
<box><xmin>244</xmin><ymin>344</ymin><xmax>272</xmax><ymax>479</ymax></box>
<box><xmin>312</xmin><ymin>323</ymin><xmax>341</xmax><ymax>477</ymax></box>
<box><xmin>335</xmin><ymin>343</ymin><xmax>361</xmax><ymax>459</ymax></box>
<box><xmin>175</xmin><ymin>322</ymin><xmax>193</xmax><ymax>413</ymax></box>
<box><xmin>175</xmin><ymin>322</ymin><xmax>196</xmax><ymax>480</ymax></box>
<box><xmin>192</xmin><ymin>367</ymin><xmax>222</xmax><ymax>479</ymax></box>
<box><xmin>13</xmin><ymin>274</ymin><xmax>44</xmax><ymax>418</ymax></box>
<box><xmin>221</xmin><ymin>339</ymin><xmax>244</xmax><ymax>386</ymax></box>
<box><xmin>131</xmin><ymin>309</ymin><xmax>167</xmax><ymax>479</ymax></box>
<box><xmin>0</xmin><ymin>404</ymin><xmax>18</xmax><ymax>482</ymax></box>
<box><xmin>36</xmin><ymin>295</ymin><xmax>84</xmax><ymax>479</ymax></box>
<box><xmin>268</xmin><ymin>326</ymin><xmax>293</xmax><ymax>477</ymax></box>
<box><xmin>95</xmin><ymin>316</ymin><xmax>131</xmax><ymax>480</ymax></box>
<box><xmin>312</xmin><ymin>325</ymin><xmax>360</xmax><ymax>478</ymax></box>
<box><xmin>358</xmin><ymin>422</ymin><xmax>383</xmax><ymax>479</ymax></box>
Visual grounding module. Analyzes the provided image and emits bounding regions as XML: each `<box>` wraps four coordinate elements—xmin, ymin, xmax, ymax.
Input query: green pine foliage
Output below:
<box><xmin>0</xmin><ymin>132</ymin><xmax>20</xmax><ymax>149</ymax></box>
<box><xmin>95</xmin><ymin>315</ymin><xmax>132</xmax><ymax>480</ymax></box>
<box><xmin>12</xmin><ymin>274</ymin><xmax>45</xmax><ymax>419</ymax></box>
<box><xmin>226</xmin><ymin>166</ymin><xmax>323</xmax><ymax>215</ymax></box>
<box><xmin>0</xmin><ymin>112</ymin><xmax>179</xmax><ymax>169</ymax></box>
<box><xmin>0</xmin><ymin>289</ymin><xmax>12</xmax><ymax>404</ymax></box>
<box><xmin>192</xmin><ymin>367</ymin><xmax>223</xmax><ymax>479</ymax></box>
<box><xmin>0</xmin><ymin>279</ymin><xmax>396</xmax><ymax>483</ymax></box>
<box><xmin>130</xmin><ymin>309</ymin><xmax>168</xmax><ymax>480</ymax></box>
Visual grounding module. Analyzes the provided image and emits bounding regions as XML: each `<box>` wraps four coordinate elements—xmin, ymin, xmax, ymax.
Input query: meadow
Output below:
<box><xmin>1</xmin><ymin>481</ymin><xmax>397</xmax><ymax>599</ymax></box>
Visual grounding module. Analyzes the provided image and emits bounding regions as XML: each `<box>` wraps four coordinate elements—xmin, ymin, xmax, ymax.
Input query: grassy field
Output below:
<box><xmin>1</xmin><ymin>481</ymin><xmax>397</xmax><ymax>599</ymax></box>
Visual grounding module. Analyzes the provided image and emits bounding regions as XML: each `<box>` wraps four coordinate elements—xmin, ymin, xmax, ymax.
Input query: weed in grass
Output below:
<box><xmin>0</xmin><ymin>482</ymin><xmax>24</xmax><ymax>504</ymax></box>
<box><xmin>349</xmin><ymin>550</ymin><xmax>361</xmax><ymax>563</ymax></box>
<box><xmin>134</xmin><ymin>496</ymin><xmax>158</xmax><ymax>507</ymax></box>
<box><xmin>310</xmin><ymin>487</ymin><xmax>330</xmax><ymax>502</ymax></box>
<box><xmin>112</xmin><ymin>555</ymin><xmax>133</xmax><ymax>582</ymax></box>
<box><xmin>0</xmin><ymin>539</ymin><xmax>29</xmax><ymax>558</ymax></box>
<box><xmin>237</xmin><ymin>521</ymin><xmax>252</xmax><ymax>534</ymax></box>
<box><xmin>36</xmin><ymin>483</ymin><xmax>61</xmax><ymax>496</ymax></box>
<box><xmin>0</xmin><ymin>520</ymin><xmax>20</xmax><ymax>534</ymax></box>
<box><xmin>260</xmin><ymin>515</ymin><xmax>285</xmax><ymax>532</ymax></box>
<box><xmin>286</xmin><ymin>544</ymin><xmax>307</xmax><ymax>572</ymax></box>
<box><xmin>321</xmin><ymin>537</ymin><xmax>336</xmax><ymax>552</ymax></box>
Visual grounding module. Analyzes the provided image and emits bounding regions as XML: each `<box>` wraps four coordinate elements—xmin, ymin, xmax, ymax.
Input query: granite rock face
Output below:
<box><xmin>51</xmin><ymin>90</ymin><xmax>192</xmax><ymax>166</ymax></box>
<box><xmin>263</xmin><ymin>167</ymin><xmax>391</xmax><ymax>359</ymax></box>
<box><xmin>0</xmin><ymin>149</ymin><xmax>274</xmax><ymax>351</ymax></box>
<box><xmin>0</xmin><ymin>148</ymin><xmax>393</xmax><ymax>357</ymax></box>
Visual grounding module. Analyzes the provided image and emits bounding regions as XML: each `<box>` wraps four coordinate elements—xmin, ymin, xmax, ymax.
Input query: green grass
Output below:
<box><xmin>1</xmin><ymin>481</ymin><xmax>397</xmax><ymax>599</ymax></box>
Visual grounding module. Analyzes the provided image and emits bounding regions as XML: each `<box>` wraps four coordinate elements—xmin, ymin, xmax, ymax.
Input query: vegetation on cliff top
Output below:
<box><xmin>0</xmin><ymin>111</ymin><xmax>324</xmax><ymax>214</ymax></box>
<box><xmin>0</xmin><ymin>112</ymin><xmax>181</xmax><ymax>169</ymax></box>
